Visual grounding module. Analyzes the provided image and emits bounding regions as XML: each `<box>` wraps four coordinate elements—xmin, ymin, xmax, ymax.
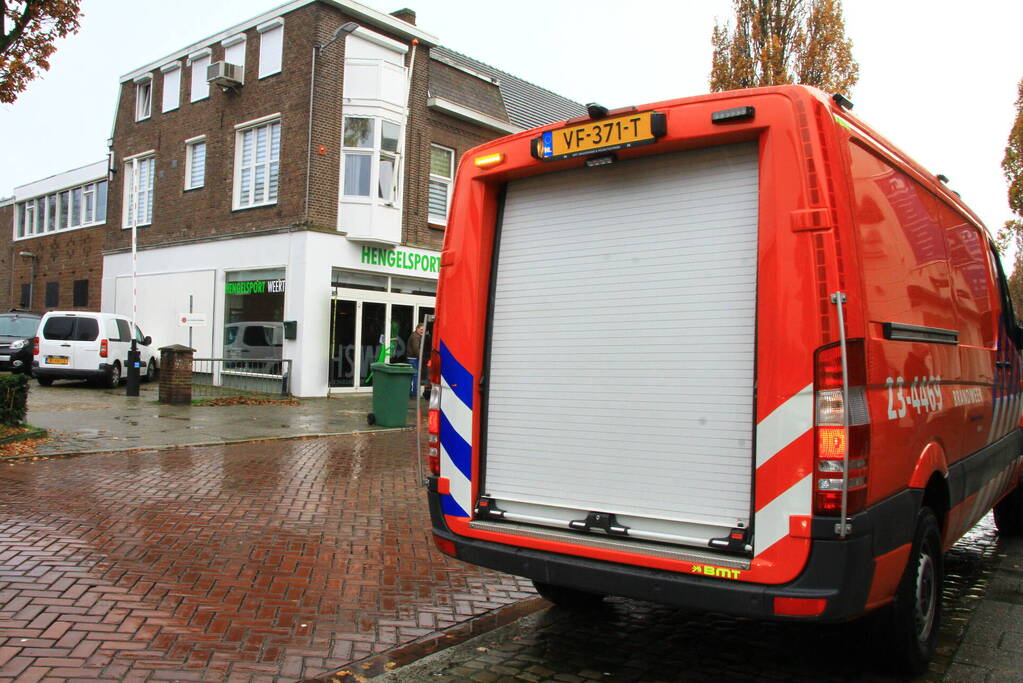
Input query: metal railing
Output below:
<box><xmin>191</xmin><ymin>358</ymin><xmax>292</xmax><ymax>398</ymax></box>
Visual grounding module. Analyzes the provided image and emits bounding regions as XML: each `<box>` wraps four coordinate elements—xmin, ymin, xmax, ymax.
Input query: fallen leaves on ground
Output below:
<box><xmin>194</xmin><ymin>396</ymin><xmax>300</xmax><ymax>407</ymax></box>
<box><xmin>0</xmin><ymin>436</ymin><xmax>52</xmax><ymax>460</ymax></box>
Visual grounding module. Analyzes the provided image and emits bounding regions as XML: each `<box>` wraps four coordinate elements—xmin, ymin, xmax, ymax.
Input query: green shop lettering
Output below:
<box><xmin>361</xmin><ymin>247</ymin><xmax>440</xmax><ymax>273</ymax></box>
<box><xmin>225</xmin><ymin>279</ymin><xmax>286</xmax><ymax>295</ymax></box>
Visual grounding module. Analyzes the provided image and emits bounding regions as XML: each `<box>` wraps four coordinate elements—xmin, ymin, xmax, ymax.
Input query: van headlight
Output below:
<box><xmin>9</xmin><ymin>339</ymin><xmax>26</xmax><ymax>350</ymax></box>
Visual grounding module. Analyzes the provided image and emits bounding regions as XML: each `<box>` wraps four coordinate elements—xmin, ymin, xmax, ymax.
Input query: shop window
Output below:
<box><xmin>224</xmin><ymin>270</ymin><xmax>286</xmax><ymax>372</ymax></box>
<box><xmin>429</xmin><ymin>145</ymin><xmax>454</xmax><ymax>226</ymax></box>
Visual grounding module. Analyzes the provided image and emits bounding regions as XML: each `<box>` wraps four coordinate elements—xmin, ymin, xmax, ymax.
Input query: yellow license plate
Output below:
<box><xmin>46</xmin><ymin>356</ymin><xmax>69</xmax><ymax>365</ymax></box>
<box><xmin>534</xmin><ymin>111</ymin><xmax>665</xmax><ymax>161</ymax></box>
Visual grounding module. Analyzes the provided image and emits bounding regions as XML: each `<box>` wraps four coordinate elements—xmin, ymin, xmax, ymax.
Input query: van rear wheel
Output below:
<box><xmin>994</xmin><ymin>484</ymin><xmax>1023</xmax><ymax>536</ymax></box>
<box><xmin>531</xmin><ymin>580</ymin><xmax>606</xmax><ymax>609</ymax></box>
<box><xmin>106</xmin><ymin>362</ymin><xmax>122</xmax><ymax>389</ymax></box>
<box><xmin>880</xmin><ymin>506</ymin><xmax>942</xmax><ymax>676</ymax></box>
<box><xmin>36</xmin><ymin>376</ymin><xmax>53</xmax><ymax>387</ymax></box>
<box><xmin>145</xmin><ymin>361</ymin><xmax>157</xmax><ymax>383</ymax></box>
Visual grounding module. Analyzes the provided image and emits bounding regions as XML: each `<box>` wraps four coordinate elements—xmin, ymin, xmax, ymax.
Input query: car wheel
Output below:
<box><xmin>145</xmin><ymin>360</ymin><xmax>157</xmax><ymax>383</ymax></box>
<box><xmin>106</xmin><ymin>362</ymin><xmax>122</xmax><ymax>389</ymax></box>
<box><xmin>36</xmin><ymin>376</ymin><xmax>53</xmax><ymax>387</ymax></box>
<box><xmin>532</xmin><ymin>580</ymin><xmax>607</xmax><ymax>609</ymax></box>
<box><xmin>994</xmin><ymin>483</ymin><xmax>1023</xmax><ymax>536</ymax></box>
<box><xmin>880</xmin><ymin>506</ymin><xmax>942</xmax><ymax>676</ymax></box>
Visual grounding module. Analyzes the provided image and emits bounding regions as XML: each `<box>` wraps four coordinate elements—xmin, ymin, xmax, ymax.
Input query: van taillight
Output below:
<box><xmin>427</xmin><ymin>349</ymin><xmax>442</xmax><ymax>476</ymax></box>
<box><xmin>813</xmin><ymin>340</ymin><xmax>870</xmax><ymax>516</ymax></box>
<box><xmin>33</xmin><ymin>337</ymin><xmax>39</xmax><ymax>355</ymax></box>
<box><xmin>100</xmin><ymin>339</ymin><xmax>109</xmax><ymax>358</ymax></box>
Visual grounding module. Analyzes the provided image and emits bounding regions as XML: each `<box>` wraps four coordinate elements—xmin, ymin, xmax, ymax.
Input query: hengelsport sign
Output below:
<box><xmin>360</xmin><ymin>246</ymin><xmax>440</xmax><ymax>274</ymax></box>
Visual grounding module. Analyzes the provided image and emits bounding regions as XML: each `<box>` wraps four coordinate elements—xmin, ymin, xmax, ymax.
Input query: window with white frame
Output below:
<box><xmin>428</xmin><ymin>145</ymin><xmax>454</xmax><ymax>226</ymax></box>
<box><xmin>223</xmin><ymin>34</ymin><xmax>246</xmax><ymax>70</ymax></box>
<box><xmin>161</xmin><ymin>62</ymin><xmax>181</xmax><ymax>112</ymax></box>
<box><xmin>124</xmin><ymin>154</ymin><xmax>156</xmax><ymax>228</ymax></box>
<box><xmin>342</xmin><ymin>116</ymin><xmax>401</xmax><ymax>203</ymax></box>
<box><xmin>12</xmin><ymin>180</ymin><xmax>108</xmax><ymax>240</ymax></box>
<box><xmin>189</xmin><ymin>50</ymin><xmax>211</xmax><ymax>102</ymax></box>
<box><xmin>234</xmin><ymin>117</ymin><xmax>280</xmax><ymax>209</ymax></box>
<box><xmin>185</xmin><ymin>137</ymin><xmax>206</xmax><ymax>190</ymax></box>
<box><xmin>257</xmin><ymin>19</ymin><xmax>284</xmax><ymax>79</ymax></box>
<box><xmin>135</xmin><ymin>76</ymin><xmax>152</xmax><ymax>121</ymax></box>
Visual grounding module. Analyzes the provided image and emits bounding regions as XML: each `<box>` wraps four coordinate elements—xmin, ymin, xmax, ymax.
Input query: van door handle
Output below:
<box><xmin>996</xmin><ymin>361</ymin><xmax>1011</xmax><ymax>368</ymax></box>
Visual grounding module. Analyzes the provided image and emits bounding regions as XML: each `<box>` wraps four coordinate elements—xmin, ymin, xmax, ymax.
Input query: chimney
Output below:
<box><xmin>390</xmin><ymin>8</ymin><xmax>416</xmax><ymax>25</ymax></box>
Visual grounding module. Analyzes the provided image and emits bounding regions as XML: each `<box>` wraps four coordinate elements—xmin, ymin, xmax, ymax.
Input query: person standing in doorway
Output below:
<box><xmin>407</xmin><ymin>322</ymin><xmax>425</xmax><ymax>397</ymax></box>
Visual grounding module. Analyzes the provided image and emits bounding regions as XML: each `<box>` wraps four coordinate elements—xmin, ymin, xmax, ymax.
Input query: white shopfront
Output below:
<box><xmin>101</xmin><ymin>231</ymin><xmax>438</xmax><ymax>397</ymax></box>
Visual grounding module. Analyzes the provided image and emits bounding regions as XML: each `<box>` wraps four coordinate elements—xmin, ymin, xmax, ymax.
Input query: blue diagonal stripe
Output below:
<box><xmin>440</xmin><ymin>410</ymin><xmax>472</xmax><ymax>481</ymax></box>
<box><xmin>442</xmin><ymin>495</ymin><xmax>469</xmax><ymax>517</ymax></box>
<box><xmin>440</xmin><ymin>340</ymin><xmax>473</xmax><ymax>410</ymax></box>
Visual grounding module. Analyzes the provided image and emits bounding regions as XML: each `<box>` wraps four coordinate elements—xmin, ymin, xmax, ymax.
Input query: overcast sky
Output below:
<box><xmin>2</xmin><ymin>0</ymin><xmax>1021</xmax><ymax>261</ymax></box>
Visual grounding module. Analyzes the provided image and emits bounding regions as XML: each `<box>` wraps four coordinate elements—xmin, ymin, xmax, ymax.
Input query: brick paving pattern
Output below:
<box><xmin>0</xmin><ymin>432</ymin><xmax>534</xmax><ymax>682</ymax></box>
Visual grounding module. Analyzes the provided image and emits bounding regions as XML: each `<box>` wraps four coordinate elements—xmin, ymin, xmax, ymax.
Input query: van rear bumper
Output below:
<box><xmin>32</xmin><ymin>363</ymin><xmax>113</xmax><ymax>381</ymax></box>
<box><xmin>429</xmin><ymin>479</ymin><xmax>920</xmax><ymax>622</ymax></box>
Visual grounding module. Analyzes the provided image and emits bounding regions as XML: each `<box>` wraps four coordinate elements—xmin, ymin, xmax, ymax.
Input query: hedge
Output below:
<box><xmin>0</xmin><ymin>374</ymin><xmax>29</xmax><ymax>426</ymax></box>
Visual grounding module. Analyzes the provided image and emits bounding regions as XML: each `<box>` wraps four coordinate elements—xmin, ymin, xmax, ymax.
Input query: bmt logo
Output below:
<box><xmin>691</xmin><ymin>564</ymin><xmax>741</xmax><ymax>580</ymax></box>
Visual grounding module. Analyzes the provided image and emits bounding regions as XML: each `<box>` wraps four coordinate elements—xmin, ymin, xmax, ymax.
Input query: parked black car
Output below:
<box><xmin>0</xmin><ymin>310</ymin><xmax>42</xmax><ymax>375</ymax></box>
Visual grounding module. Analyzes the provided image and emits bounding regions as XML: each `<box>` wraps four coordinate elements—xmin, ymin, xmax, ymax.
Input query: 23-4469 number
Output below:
<box><xmin>885</xmin><ymin>375</ymin><xmax>943</xmax><ymax>420</ymax></box>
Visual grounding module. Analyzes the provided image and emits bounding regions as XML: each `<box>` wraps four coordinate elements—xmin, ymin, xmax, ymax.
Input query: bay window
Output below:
<box><xmin>342</xmin><ymin>116</ymin><xmax>401</xmax><ymax>204</ymax></box>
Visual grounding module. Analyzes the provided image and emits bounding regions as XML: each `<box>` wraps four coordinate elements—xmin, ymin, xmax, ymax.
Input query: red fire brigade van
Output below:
<box><xmin>424</xmin><ymin>85</ymin><xmax>1023</xmax><ymax>673</ymax></box>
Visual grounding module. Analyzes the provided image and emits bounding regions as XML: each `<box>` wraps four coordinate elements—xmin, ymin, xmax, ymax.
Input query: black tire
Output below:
<box><xmin>881</xmin><ymin>507</ymin><xmax>942</xmax><ymax>676</ymax></box>
<box><xmin>145</xmin><ymin>360</ymin><xmax>157</xmax><ymax>383</ymax></box>
<box><xmin>367</xmin><ymin>413</ymin><xmax>376</xmax><ymax>425</ymax></box>
<box><xmin>106</xmin><ymin>362</ymin><xmax>122</xmax><ymax>389</ymax></box>
<box><xmin>532</xmin><ymin>580</ymin><xmax>606</xmax><ymax>609</ymax></box>
<box><xmin>36</xmin><ymin>376</ymin><xmax>53</xmax><ymax>387</ymax></box>
<box><xmin>994</xmin><ymin>483</ymin><xmax>1023</xmax><ymax>536</ymax></box>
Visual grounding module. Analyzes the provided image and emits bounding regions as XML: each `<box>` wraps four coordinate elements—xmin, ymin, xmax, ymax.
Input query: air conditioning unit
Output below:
<box><xmin>207</xmin><ymin>61</ymin><xmax>243</xmax><ymax>89</ymax></box>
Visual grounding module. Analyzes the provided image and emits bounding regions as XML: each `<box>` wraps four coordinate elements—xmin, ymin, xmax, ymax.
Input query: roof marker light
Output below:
<box><xmin>832</xmin><ymin>93</ymin><xmax>854</xmax><ymax>110</ymax></box>
<box><xmin>711</xmin><ymin>106</ymin><xmax>755</xmax><ymax>124</ymax></box>
<box><xmin>474</xmin><ymin>152</ymin><xmax>504</xmax><ymax>169</ymax></box>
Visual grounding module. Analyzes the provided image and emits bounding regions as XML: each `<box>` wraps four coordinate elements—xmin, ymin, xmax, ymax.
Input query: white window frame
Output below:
<box><xmin>340</xmin><ymin>115</ymin><xmax>403</xmax><ymax>207</ymax></box>
<box><xmin>135</xmin><ymin>75</ymin><xmax>152</xmax><ymax>121</ymax></box>
<box><xmin>188</xmin><ymin>49</ymin><xmax>211</xmax><ymax>102</ymax></box>
<box><xmin>222</xmin><ymin>34</ymin><xmax>247</xmax><ymax>70</ymax></box>
<box><xmin>12</xmin><ymin>180</ymin><xmax>108</xmax><ymax>241</ymax></box>
<box><xmin>123</xmin><ymin>152</ymin><xmax>156</xmax><ymax>229</ymax></box>
<box><xmin>185</xmin><ymin>136</ymin><xmax>207</xmax><ymax>190</ymax></box>
<box><xmin>257</xmin><ymin>18</ymin><xmax>284</xmax><ymax>79</ymax></box>
<box><xmin>160</xmin><ymin>61</ymin><xmax>181</xmax><ymax>112</ymax></box>
<box><xmin>233</xmin><ymin>114</ymin><xmax>281</xmax><ymax>210</ymax></box>
<box><xmin>428</xmin><ymin>144</ymin><xmax>454</xmax><ymax>226</ymax></box>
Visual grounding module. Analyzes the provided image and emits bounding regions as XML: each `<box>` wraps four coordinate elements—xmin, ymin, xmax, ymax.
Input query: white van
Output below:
<box><xmin>33</xmin><ymin>311</ymin><xmax>157</xmax><ymax>387</ymax></box>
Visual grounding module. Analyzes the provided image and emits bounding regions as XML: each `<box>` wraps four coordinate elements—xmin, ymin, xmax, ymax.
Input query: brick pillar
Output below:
<box><xmin>159</xmin><ymin>344</ymin><xmax>195</xmax><ymax>405</ymax></box>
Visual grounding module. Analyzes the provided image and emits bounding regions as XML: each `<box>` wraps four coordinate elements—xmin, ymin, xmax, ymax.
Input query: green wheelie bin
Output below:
<box><xmin>367</xmin><ymin>362</ymin><xmax>415</xmax><ymax>427</ymax></box>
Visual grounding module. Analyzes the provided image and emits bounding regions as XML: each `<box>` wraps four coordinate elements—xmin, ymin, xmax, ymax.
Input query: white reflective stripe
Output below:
<box><xmin>441</xmin><ymin>376</ymin><xmax>472</xmax><ymax>446</ymax></box>
<box><xmin>989</xmin><ymin>396</ymin><xmax>1003</xmax><ymax>442</ymax></box>
<box><xmin>440</xmin><ymin>443</ymin><xmax>472</xmax><ymax>516</ymax></box>
<box><xmin>755</xmin><ymin>383</ymin><xmax>814</xmax><ymax>469</ymax></box>
<box><xmin>753</xmin><ymin>474</ymin><xmax>812</xmax><ymax>555</ymax></box>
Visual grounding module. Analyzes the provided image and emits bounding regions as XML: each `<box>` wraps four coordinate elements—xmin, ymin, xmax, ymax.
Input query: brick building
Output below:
<box><xmin>6</xmin><ymin>0</ymin><xmax>582</xmax><ymax>396</ymax></box>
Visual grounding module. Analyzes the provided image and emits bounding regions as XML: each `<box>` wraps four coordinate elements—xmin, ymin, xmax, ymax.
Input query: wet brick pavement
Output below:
<box><xmin>368</xmin><ymin>517</ymin><xmax>1021</xmax><ymax>683</ymax></box>
<box><xmin>0</xmin><ymin>431</ymin><xmax>535</xmax><ymax>682</ymax></box>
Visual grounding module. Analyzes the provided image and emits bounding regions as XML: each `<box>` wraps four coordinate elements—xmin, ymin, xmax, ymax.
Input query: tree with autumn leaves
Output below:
<box><xmin>0</xmin><ymin>0</ymin><xmax>81</xmax><ymax>104</ymax></box>
<box><xmin>710</xmin><ymin>0</ymin><xmax>858</xmax><ymax>95</ymax></box>
<box><xmin>999</xmin><ymin>78</ymin><xmax>1023</xmax><ymax>312</ymax></box>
